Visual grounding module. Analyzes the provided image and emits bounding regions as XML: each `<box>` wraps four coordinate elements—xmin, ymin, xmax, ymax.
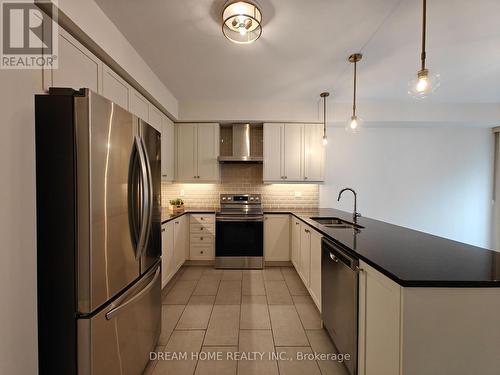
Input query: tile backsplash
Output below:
<box><xmin>161</xmin><ymin>164</ymin><xmax>319</xmax><ymax>209</ymax></box>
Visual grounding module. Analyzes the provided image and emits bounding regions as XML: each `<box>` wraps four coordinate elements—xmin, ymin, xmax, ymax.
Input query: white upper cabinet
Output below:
<box><xmin>196</xmin><ymin>123</ymin><xmax>220</xmax><ymax>181</ymax></box>
<box><xmin>148</xmin><ymin>104</ymin><xmax>163</xmax><ymax>133</ymax></box>
<box><xmin>176</xmin><ymin>124</ymin><xmax>197</xmax><ymax>182</ymax></box>
<box><xmin>263</xmin><ymin>123</ymin><xmax>283</xmax><ymax>181</ymax></box>
<box><xmin>176</xmin><ymin>123</ymin><xmax>219</xmax><ymax>183</ymax></box>
<box><xmin>44</xmin><ymin>28</ymin><xmax>102</xmax><ymax>93</ymax></box>
<box><xmin>102</xmin><ymin>65</ymin><xmax>129</xmax><ymax>110</ymax></box>
<box><xmin>161</xmin><ymin>115</ymin><xmax>175</xmax><ymax>181</ymax></box>
<box><xmin>129</xmin><ymin>89</ymin><xmax>149</xmax><ymax>122</ymax></box>
<box><xmin>304</xmin><ymin>124</ymin><xmax>325</xmax><ymax>181</ymax></box>
<box><xmin>263</xmin><ymin>123</ymin><xmax>324</xmax><ymax>182</ymax></box>
<box><xmin>283</xmin><ymin>124</ymin><xmax>303</xmax><ymax>180</ymax></box>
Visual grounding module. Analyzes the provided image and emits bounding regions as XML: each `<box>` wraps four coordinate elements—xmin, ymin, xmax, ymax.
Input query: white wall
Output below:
<box><xmin>179</xmin><ymin>99</ymin><xmax>500</xmax><ymax>126</ymax></box>
<box><xmin>320</xmin><ymin>127</ymin><xmax>494</xmax><ymax>248</ymax></box>
<box><xmin>0</xmin><ymin>70</ymin><xmax>41</xmax><ymax>375</ymax></box>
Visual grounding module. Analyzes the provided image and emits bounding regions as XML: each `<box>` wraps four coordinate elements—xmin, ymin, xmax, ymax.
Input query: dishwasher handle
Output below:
<box><xmin>322</xmin><ymin>238</ymin><xmax>359</xmax><ymax>271</ymax></box>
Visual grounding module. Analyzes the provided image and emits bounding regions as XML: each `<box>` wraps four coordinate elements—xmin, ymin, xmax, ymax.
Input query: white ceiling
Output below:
<box><xmin>95</xmin><ymin>0</ymin><xmax>500</xmax><ymax>104</ymax></box>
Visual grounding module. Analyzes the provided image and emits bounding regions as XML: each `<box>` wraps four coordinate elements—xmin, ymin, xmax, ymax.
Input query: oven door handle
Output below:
<box><xmin>216</xmin><ymin>216</ymin><xmax>264</xmax><ymax>222</ymax></box>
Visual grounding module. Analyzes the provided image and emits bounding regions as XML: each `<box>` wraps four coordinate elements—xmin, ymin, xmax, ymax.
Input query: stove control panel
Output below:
<box><xmin>220</xmin><ymin>194</ymin><xmax>262</xmax><ymax>204</ymax></box>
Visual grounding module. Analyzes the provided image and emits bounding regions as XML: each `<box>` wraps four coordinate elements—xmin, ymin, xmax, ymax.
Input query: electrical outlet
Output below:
<box><xmin>294</xmin><ymin>191</ymin><xmax>302</xmax><ymax>198</ymax></box>
<box><xmin>180</xmin><ymin>189</ymin><xmax>185</xmax><ymax>197</ymax></box>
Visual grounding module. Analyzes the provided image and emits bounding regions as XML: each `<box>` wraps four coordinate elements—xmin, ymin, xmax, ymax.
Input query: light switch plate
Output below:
<box><xmin>180</xmin><ymin>189</ymin><xmax>185</xmax><ymax>196</ymax></box>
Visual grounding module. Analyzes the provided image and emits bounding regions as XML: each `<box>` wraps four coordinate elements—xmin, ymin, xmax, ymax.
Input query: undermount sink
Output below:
<box><xmin>310</xmin><ymin>217</ymin><xmax>364</xmax><ymax>229</ymax></box>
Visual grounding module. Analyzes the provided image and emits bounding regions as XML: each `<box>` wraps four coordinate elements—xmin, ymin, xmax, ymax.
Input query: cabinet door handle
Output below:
<box><xmin>175</xmin><ymin>221</ymin><xmax>179</xmax><ymax>224</ymax></box>
<box><xmin>200</xmin><ymin>250</ymin><xmax>204</xmax><ymax>254</ymax></box>
<box><xmin>295</xmin><ymin>222</ymin><xmax>300</xmax><ymax>225</ymax></box>
<box><xmin>304</xmin><ymin>229</ymin><xmax>310</xmax><ymax>233</ymax></box>
<box><xmin>161</xmin><ymin>228</ymin><xmax>165</xmax><ymax>232</ymax></box>
<box><xmin>200</xmin><ymin>237</ymin><xmax>204</xmax><ymax>240</ymax></box>
<box><xmin>304</xmin><ymin>176</ymin><xmax>308</xmax><ymax>180</ymax></box>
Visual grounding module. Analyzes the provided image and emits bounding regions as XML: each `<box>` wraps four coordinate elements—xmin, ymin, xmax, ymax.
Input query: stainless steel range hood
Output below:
<box><xmin>218</xmin><ymin>123</ymin><xmax>263</xmax><ymax>163</ymax></box>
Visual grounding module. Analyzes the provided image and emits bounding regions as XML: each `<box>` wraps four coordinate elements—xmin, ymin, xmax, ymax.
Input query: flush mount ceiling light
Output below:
<box><xmin>408</xmin><ymin>0</ymin><xmax>440</xmax><ymax>98</ymax></box>
<box><xmin>222</xmin><ymin>1</ymin><xmax>262</xmax><ymax>44</ymax></box>
<box><xmin>347</xmin><ymin>53</ymin><xmax>363</xmax><ymax>133</ymax></box>
<box><xmin>320</xmin><ymin>92</ymin><xmax>329</xmax><ymax>145</ymax></box>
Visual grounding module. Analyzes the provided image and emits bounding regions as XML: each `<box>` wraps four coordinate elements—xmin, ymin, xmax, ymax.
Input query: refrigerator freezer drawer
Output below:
<box><xmin>78</xmin><ymin>264</ymin><xmax>161</xmax><ymax>375</ymax></box>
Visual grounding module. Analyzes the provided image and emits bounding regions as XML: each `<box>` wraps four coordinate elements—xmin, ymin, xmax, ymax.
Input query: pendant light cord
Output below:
<box><xmin>352</xmin><ymin>61</ymin><xmax>357</xmax><ymax>117</ymax></box>
<box><xmin>421</xmin><ymin>0</ymin><xmax>427</xmax><ymax>70</ymax></box>
<box><xmin>323</xmin><ymin>95</ymin><xmax>327</xmax><ymax>134</ymax></box>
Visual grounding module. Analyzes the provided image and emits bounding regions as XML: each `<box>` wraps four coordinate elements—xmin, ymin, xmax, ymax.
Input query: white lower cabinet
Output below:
<box><xmin>264</xmin><ymin>215</ymin><xmax>290</xmax><ymax>261</ymax></box>
<box><xmin>161</xmin><ymin>215</ymin><xmax>189</xmax><ymax>288</ymax></box>
<box><xmin>358</xmin><ymin>261</ymin><xmax>401</xmax><ymax>375</ymax></box>
<box><xmin>161</xmin><ymin>221</ymin><xmax>175</xmax><ymax>288</ymax></box>
<box><xmin>173</xmin><ymin>215</ymin><xmax>189</xmax><ymax>269</ymax></box>
<box><xmin>291</xmin><ymin>217</ymin><xmax>301</xmax><ymax>268</ymax></box>
<box><xmin>290</xmin><ymin>217</ymin><xmax>322</xmax><ymax>311</ymax></box>
<box><xmin>298</xmin><ymin>222</ymin><xmax>311</xmax><ymax>287</ymax></box>
<box><xmin>189</xmin><ymin>214</ymin><xmax>215</xmax><ymax>260</ymax></box>
<box><xmin>309</xmin><ymin>229</ymin><xmax>322</xmax><ymax>310</ymax></box>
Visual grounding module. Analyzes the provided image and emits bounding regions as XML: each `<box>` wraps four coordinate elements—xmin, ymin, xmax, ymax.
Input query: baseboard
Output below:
<box><xmin>265</xmin><ymin>261</ymin><xmax>293</xmax><ymax>267</ymax></box>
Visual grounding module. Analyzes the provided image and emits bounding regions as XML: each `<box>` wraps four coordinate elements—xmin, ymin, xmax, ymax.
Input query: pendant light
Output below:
<box><xmin>222</xmin><ymin>1</ymin><xmax>262</xmax><ymax>44</ymax></box>
<box><xmin>347</xmin><ymin>53</ymin><xmax>363</xmax><ymax>133</ymax></box>
<box><xmin>320</xmin><ymin>92</ymin><xmax>329</xmax><ymax>145</ymax></box>
<box><xmin>408</xmin><ymin>0</ymin><xmax>440</xmax><ymax>98</ymax></box>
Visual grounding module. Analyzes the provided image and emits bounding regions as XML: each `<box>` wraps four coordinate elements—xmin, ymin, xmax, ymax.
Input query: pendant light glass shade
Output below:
<box><xmin>408</xmin><ymin>69</ymin><xmax>441</xmax><ymax>99</ymax></box>
<box><xmin>222</xmin><ymin>1</ymin><xmax>262</xmax><ymax>44</ymax></box>
<box><xmin>346</xmin><ymin>115</ymin><xmax>363</xmax><ymax>133</ymax></box>
<box><xmin>408</xmin><ymin>0</ymin><xmax>439</xmax><ymax>99</ymax></box>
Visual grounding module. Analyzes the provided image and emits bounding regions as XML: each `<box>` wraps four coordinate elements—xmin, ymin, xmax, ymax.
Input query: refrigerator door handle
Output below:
<box><xmin>105</xmin><ymin>266</ymin><xmax>160</xmax><ymax>320</ymax></box>
<box><xmin>135</xmin><ymin>135</ymin><xmax>150</xmax><ymax>258</ymax></box>
<box><xmin>137</xmin><ymin>137</ymin><xmax>153</xmax><ymax>258</ymax></box>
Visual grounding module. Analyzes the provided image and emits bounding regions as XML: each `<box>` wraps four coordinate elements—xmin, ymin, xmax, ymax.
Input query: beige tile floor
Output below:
<box><xmin>144</xmin><ymin>266</ymin><xmax>349</xmax><ymax>375</ymax></box>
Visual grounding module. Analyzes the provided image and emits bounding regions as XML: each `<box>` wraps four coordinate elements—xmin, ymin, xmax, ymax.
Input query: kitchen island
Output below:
<box><xmin>269</xmin><ymin>208</ymin><xmax>500</xmax><ymax>375</ymax></box>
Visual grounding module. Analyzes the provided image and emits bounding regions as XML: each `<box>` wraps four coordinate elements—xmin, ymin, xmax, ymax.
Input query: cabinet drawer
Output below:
<box><xmin>190</xmin><ymin>223</ymin><xmax>215</xmax><ymax>234</ymax></box>
<box><xmin>190</xmin><ymin>233</ymin><xmax>214</xmax><ymax>244</ymax></box>
<box><xmin>190</xmin><ymin>214</ymin><xmax>215</xmax><ymax>224</ymax></box>
<box><xmin>190</xmin><ymin>245</ymin><xmax>214</xmax><ymax>259</ymax></box>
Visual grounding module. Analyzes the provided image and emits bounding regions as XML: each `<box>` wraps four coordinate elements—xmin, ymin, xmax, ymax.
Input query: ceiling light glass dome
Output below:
<box><xmin>222</xmin><ymin>1</ymin><xmax>262</xmax><ymax>44</ymax></box>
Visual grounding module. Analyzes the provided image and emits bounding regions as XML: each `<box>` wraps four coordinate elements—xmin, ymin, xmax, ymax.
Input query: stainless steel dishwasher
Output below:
<box><xmin>321</xmin><ymin>237</ymin><xmax>360</xmax><ymax>375</ymax></box>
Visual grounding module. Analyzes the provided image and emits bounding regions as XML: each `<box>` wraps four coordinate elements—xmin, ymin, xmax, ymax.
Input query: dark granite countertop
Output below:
<box><xmin>161</xmin><ymin>207</ymin><xmax>216</xmax><ymax>223</ymax></box>
<box><xmin>162</xmin><ymin>207</ymin><xmax>500</xmax><ymax>287</ymax></box>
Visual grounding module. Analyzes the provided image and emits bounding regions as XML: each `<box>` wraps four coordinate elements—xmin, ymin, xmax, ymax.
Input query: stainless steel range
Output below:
<box><xmin>215</xmin><ymin>194</ymin><xmax>264</xmax><ymax>269</ymax></box>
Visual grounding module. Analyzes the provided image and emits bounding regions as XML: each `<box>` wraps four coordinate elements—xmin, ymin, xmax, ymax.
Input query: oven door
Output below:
<box><xmin>216</xmin><ymin>216</ymin><xmax>264</xmax><ymax>257</ymax></box>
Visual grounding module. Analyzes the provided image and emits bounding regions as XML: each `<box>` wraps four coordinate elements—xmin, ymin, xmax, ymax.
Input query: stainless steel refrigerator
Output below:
<box><xmin>35</xmin><ymin>88</ymin><xmax>162</xmax><ymax>375</ymax></box>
